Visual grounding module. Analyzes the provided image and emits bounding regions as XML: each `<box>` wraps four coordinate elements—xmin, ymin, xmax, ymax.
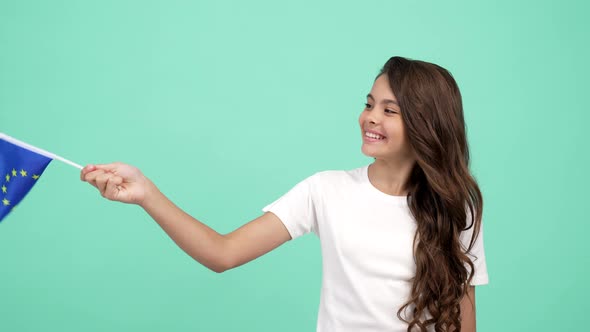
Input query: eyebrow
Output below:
<box><xmin>366</xmin><ymin>93</ymin><xmax>398</xmax><ymax>105</ymax></box>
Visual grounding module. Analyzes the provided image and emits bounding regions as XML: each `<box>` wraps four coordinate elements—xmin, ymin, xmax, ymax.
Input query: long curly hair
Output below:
<box><xmin>377</xmin><ymin>57</ymin><xmax>483</xmax><ymax>331</ymax></box>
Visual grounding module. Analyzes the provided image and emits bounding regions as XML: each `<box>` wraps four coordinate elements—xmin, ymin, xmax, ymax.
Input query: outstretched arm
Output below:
<box><xmin>81</xmin><ymin>163</ymin><xmax>291</xmax><ymax>273</ymax></box>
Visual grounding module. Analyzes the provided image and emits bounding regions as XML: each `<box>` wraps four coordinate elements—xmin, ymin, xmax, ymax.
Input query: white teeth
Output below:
<box><xmin>365</xmin><ymin>132</ymin><xmax>385</xmax><ymax>139</ymax></box>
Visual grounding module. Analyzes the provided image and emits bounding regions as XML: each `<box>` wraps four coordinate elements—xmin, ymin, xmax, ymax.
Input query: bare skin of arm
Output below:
<box><xmin>81</xmin><ymin>163</ymin><xmax>291</xmax><ymax>273</ymax></box>
<box><xmin>141</xmin><ymin>188</ymin><xmax>290</xmax><ymax>273</ymax></box>
<box><xmin>460</xmin><ymin>286</ymin><xmax>477</xmax><ymax>332</ymax></box>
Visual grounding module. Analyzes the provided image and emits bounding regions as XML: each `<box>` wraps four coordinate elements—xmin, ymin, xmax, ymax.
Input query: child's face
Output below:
<box><xmin>358</xmin><ymin>74</ymin><xmax>413</xmax><ymax>163</ymax></box>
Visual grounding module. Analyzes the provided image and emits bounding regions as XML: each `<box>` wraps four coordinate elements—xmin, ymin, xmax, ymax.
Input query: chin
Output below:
<box><xmin>361</xmin><ymin>147</ymin><xmax>381</xmax><ymax>159</ymax></box>
<box><xmin>361</xmin><ymin>145</ymin><xmax>398</xmax><ymax>161</ymax></box>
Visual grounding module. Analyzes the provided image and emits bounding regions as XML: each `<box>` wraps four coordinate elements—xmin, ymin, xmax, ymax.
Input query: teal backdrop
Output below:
<box><xmin>1</xmin><ymin>1</ymin><xmax>588</xmax><ymax>331</ymax></box>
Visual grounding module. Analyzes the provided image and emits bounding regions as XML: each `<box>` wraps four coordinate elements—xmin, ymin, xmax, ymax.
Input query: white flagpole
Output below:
<box><xmin>0</xmin><ymin>133</ymin><xmax>83</xmax><ymax>170</ymax></box>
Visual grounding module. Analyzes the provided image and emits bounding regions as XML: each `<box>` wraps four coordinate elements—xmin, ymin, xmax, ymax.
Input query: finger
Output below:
<box><xmin>83</xmin><ymin>169</ymin><xmax>104</xmax><ymax>181</ymax></box>
<box><xmin>96</xmin><ymin>172</ymin><xmax>113</xmax><ymax>195</ymax></box>
<box><xmin>83</xmin><ymin>169</ymin><xmax>103</xmax><ymax>184</ymax></box>
<box><xmin>94</xmin><ymin>162</ymin><xmax>122</xmax><ymax>173</ymax></box>
<box><xmin>80</xmin><ymin>164</ymin><xmax>96</xmax><ymax>181</ymax></box>
<box><xmin>104</xmin><ymin>175</ymin><xmax>124</xmax><ymax>200</ymax></box>
<box><xmin>84</xmin><ymin>169</ymin><xmax>106</xmax><ymax>189</ymax></box>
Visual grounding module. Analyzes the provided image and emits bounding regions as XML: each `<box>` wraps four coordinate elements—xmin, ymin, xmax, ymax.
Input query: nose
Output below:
<box><xmin>366</xmin><ymin>108</ymin><xmax>382</xmax><ymax>124</ymax></box>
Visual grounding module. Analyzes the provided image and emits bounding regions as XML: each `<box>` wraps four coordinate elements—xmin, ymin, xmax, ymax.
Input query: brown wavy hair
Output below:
<box><xmin>377</xmin><ymin>56</ymin><xmax>483</xmax><ymax>331</ymax></box>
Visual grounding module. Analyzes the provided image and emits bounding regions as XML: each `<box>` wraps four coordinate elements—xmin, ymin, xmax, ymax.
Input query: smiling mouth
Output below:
<box><xmin>365</xmin><ymin>131</ymin><xmax>386</xmax><ymax>140</ymax></box>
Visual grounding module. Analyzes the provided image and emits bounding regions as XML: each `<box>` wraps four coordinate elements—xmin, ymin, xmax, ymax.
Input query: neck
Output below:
<box><xmin>368</xmin><ymin>158</ymin><xmax>415</xmax><ymax>196</ymax></box>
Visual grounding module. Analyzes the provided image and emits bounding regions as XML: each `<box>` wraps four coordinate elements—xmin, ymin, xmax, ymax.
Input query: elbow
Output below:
<box><xmin>193</xmin><ymin>235</ymin><xmax>236</xmax><ymax>273</ymax></box>
<box><xmin>210</xmin><ymin>262</ymin><xmax>231</xmax><ymax>274</ymax></box>
<box><xmin>211</xmin><ymin>236</ymin><xmax>237</xmax><ymax>273</ymax></box>
<box><xmin>197</xmin><ymin>259</ymin><xmax>231</xmax><ymax>273</ymax></box>
<box><xmin>210</xmin><ymin>266</ymin><xmax>225</xmax><ymax>274</ymax></box>
<box><xmin>187</xmin><ymin>254</ymin><xmax>231</xmax><ymax>273</ymax></box>
<box><xmin>203</xmin><ymin>250</ymin><xmax>235</xmax><ymax>274</ymax></box>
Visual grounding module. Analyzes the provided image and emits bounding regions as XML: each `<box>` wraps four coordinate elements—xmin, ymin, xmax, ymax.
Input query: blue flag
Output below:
<box><xmin>0</xmin><ymin>137</ymin><xmax>52</xmax><ymax>221</ymax></box>
<box><xmin>0</xmin><ymin>133</ymin><xmax>82</xmax><ymax>223</ymax></box>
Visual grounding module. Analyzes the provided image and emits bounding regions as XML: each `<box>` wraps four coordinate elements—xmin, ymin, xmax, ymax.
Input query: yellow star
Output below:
<box><xmin>1</xmin><ymin>185</ymin><xmax>6</xmax><ymax>193</ymax></box>
<box><xmin>32</xmin><ymin>174</ymin><xmax>40</xmax><ymax>180</ymax></box>
<box><xmin>4</xmin><ymin>174</ymin><xmax>9</xmax><ymax>182</ymax></box>
<box><xmin>20</xmin><ymin>169</ymin><xmax>27</xmax><ymax>177</ymax></box>
<box><xmin>2</xmin><ymin>198</ymin><xmax>9</xmax><ymax>206</ymax></box>
<box><xmin>11</xmin><ymin>169</ymin><xmax>17</xmax><ymax>176</ymax></box>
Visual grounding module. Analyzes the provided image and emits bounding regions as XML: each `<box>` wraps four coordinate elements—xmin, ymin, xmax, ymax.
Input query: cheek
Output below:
<box><xmin>396</xmin><ymin>122</ymin><xmax>405</xmax><ymax>138</ymax></box>
<box><xmin>398</xmin><ymin>122</ymin><xmax>408</xmax><ymax>139</ymax></box>
<box><xmin>393</xmin><ymin>119</ymin><xmax>406</xmax><ymax>134</ymax></box>
<box><xmin>395</xmin><ymin>124</ymin><xmax>411</xmax><ymax>148</ymax></box>
<box><xmin>358</xmin><ymin>112</ymin><xmax>365</xmax><ymax>126</ymax></box>
<box><xmin>384</xmin><ymin>122</ymin><xmax>406</xmax><ymax>144</ymax></box>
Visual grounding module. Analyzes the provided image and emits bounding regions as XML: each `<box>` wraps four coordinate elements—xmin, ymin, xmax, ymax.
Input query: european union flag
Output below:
<box><xmin>0</xmin><ymin>136</ymin><xmax>52</xmax><ymax>222</ymax></box>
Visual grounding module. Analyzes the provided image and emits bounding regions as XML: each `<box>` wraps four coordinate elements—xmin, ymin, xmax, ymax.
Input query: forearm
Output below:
<box><xmin>461</xmin><ymin>320</ymin><xmax>475</xmax><ymax>332</ymax></box>
<box><xmin>460</xmin><ymin>286</ymin><xmax>476</xmax><ymax>332</ymax></box>
<box><xmin>139</xmin><ymin>181</ymin><xmax>229</xmax><ymax>273</ymax></box>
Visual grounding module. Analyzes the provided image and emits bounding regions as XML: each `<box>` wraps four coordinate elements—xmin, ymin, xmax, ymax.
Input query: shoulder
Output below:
<box><xmin>309</xmin><ymin>165</ymin><xmax>366</xmax><ymax>187</ymax></box>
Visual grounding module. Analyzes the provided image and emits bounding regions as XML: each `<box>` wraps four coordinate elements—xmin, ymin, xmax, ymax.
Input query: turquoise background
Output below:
<box><xmin>1</xmin><ymin>1</ymin><xmax>588</xmax><ymax>331</ymax></box>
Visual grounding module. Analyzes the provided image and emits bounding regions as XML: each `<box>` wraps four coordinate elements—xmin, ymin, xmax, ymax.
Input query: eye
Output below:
<box><xmin>385</xmin><ymin>109</ymin><xmax>397</xmax><ymax>114</ymax></box>
<box><xmin>364</xmin><ymin>103</ymin><xmax>372</xmax><ymax>109</ymax></box>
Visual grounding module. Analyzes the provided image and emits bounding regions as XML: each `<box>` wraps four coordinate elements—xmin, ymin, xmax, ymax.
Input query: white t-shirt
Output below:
<box><xmin>262</xmin><ymin>164</ymin><xmax>489</xmax><ymax>332</ymax></box>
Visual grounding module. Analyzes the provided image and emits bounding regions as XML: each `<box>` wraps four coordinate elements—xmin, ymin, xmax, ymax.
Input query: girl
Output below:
<box><xmin>81</xmin><ymin>56</ymin><xmax>488</xmax><ymax>332</ymax></box>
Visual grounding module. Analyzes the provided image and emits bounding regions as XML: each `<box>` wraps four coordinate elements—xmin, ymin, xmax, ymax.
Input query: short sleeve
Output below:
<box><xmin>459</xmin><ymin>209</ymin><xmax>489</xmax><ymax>286</ymax></box>
<box><xmin>261</xmin><ymin>174</ymin><xmax>319</xmax><ymax>240</ymax></box>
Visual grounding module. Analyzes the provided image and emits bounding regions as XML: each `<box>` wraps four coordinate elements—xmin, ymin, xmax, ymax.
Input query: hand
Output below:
<box><xmin>80</xmin><ymin>162</ymin><xmax>154</xmax><ymax>206</ymax></box>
